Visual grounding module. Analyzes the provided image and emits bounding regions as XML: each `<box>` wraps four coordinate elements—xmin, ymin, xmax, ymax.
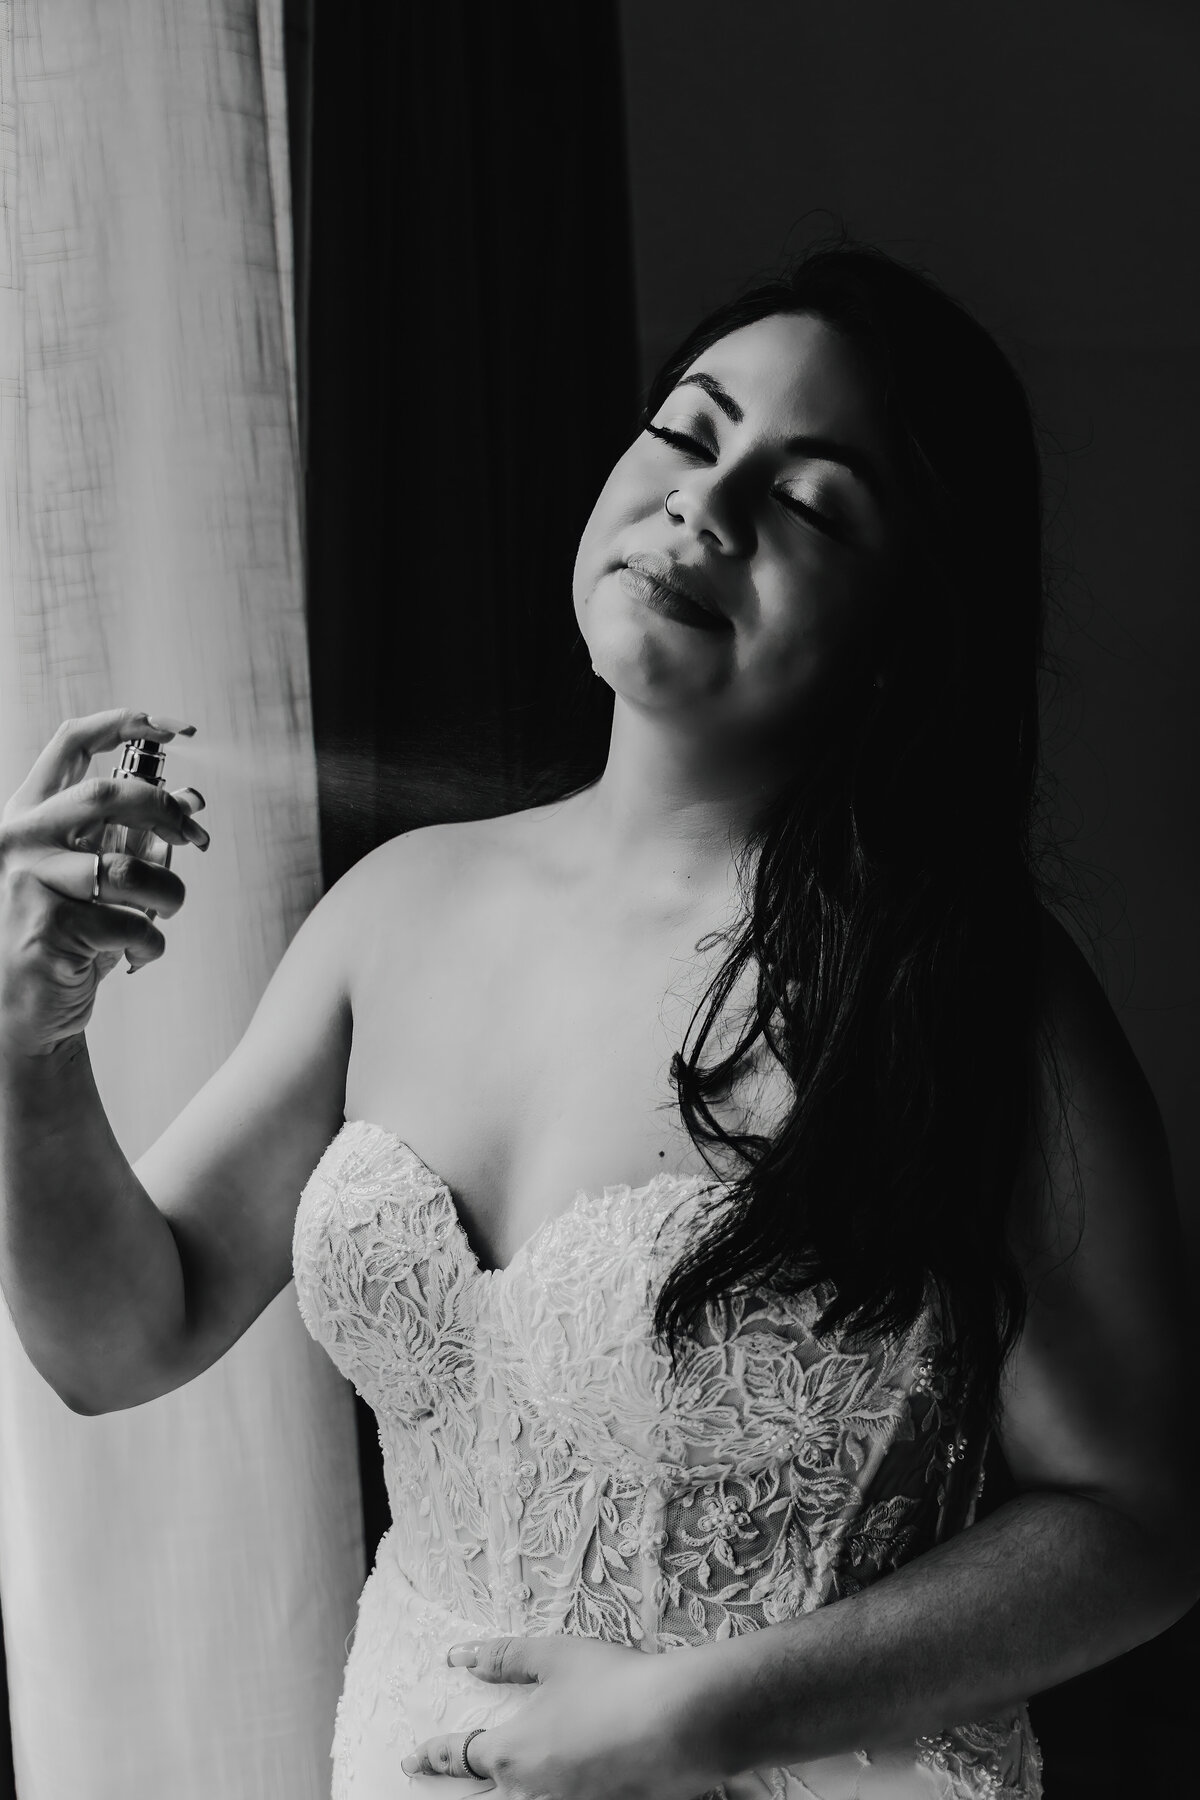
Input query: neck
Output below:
<box><xmin>569</xmin><ymin>698</ymin><xmax>788</xmax><ymax>888</ymax></box>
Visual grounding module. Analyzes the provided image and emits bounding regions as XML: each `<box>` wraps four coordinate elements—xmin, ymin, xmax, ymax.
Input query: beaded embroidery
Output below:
<box><xmin>293</xmin><ymin>1120</ymin><xmax>1042</xmax><ymax>1798</ymax></box>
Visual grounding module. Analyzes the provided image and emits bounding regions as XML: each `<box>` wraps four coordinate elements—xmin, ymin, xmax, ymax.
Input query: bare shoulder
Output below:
<box><xmin>343</xmin><ymin>817</ymin><xmax>496</xmax><ymax>900</ymax></box>
<box><xmin>342</xmin><ymin>805</ymin><xmax>561</xmax><ymax>904</ymax></box>
<box><xmin>335</xmin><ymin>802</ymin><xmax>573</xmax><ymax>965</ymax></box>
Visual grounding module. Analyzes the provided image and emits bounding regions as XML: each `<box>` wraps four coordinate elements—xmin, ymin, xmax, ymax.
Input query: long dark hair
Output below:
<box><xmin>639</xmin><ymin>241</ymin><xmax>1057</xmax><ymax>1426</ymax></box>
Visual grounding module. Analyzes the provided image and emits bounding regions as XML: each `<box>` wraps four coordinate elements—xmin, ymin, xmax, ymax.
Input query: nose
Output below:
<box><xmin>664</xmin><ymin>468</ymin><xmax>755</xmax><ymax>558</ymax></box>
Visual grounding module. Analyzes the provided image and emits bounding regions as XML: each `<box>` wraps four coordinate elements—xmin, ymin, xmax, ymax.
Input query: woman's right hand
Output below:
<box><xmin>0</xmin><ymin>707</ymin><xmax>210</xmax><ymax>1058</ymax></box>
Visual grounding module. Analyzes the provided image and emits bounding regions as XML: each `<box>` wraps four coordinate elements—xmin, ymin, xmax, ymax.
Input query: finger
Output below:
<box><xmin>169</xmin><ymin>785</ymin><xmax>206</xmax><ymax>815</ymax></box>
<box><xmin>447</xmin><ymin>1636</ymin><xmax>539</xmax><ymax>1685</ymax></box>
<box><xmin>400</xmin><ymin>1730</ymin><xmax>493</xmax><ymax>1781</ymax></box>
<box><xmin>22</xmin><ymin>848</ymin><xmax>102</xmax><ymax>906</ymax></box>
<box><xmin>9</xmin><ymin>709</ymin><xmax>196</xmax><ymax>809</ymax></box>
<box><xmin>23</xmin><ymin>777</ymin><xmax>210</xmax><ymax>853</ymax></box>
<box><xmin>80</xmin><ymin>901</ymin><xmax>166</xmax><ymax>973</ymax></box>
<box><xmin>32</xmin><ymin>849</ymin><xmax>187</xmax><ymax>920</ymax></box>
<box><xmin>11</xmin><ymin>881</ymin><xmax>167</xmax><ymax>970</ymax></box>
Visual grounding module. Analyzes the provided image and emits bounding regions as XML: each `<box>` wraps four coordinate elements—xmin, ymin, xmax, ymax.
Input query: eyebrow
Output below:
<box><xmin>676</xmin><ymin>371</ymin><xmax>745</xmax><ymax>422</ymax></box>
<box><xmin>674</xmin><ymin>370</ymin><xmax>886</xmax><ymax>505</ymax></box>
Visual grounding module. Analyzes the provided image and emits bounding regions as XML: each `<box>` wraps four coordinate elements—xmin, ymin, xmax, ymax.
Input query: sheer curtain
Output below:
<box><xmin>0</xmin><ymin>2</ymin><xmax>362</xmax><ymax>1794</ymax></box>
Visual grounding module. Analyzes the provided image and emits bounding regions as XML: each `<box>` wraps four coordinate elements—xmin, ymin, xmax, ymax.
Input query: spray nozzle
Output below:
<box><xmin>112</xmin><ymin>737</ymin><xmax>167</xmax><ymax>785</ymax></box>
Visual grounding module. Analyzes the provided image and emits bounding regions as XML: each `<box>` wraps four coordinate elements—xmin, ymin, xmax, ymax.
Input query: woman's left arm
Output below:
<box><xmin>409</xmin><ymin>915</ymin><xmax>1198</xmax><ymax>1797</ymax></box>
<box><xmin>672</xmin><ymin>910</ymin><xmax>1200</xmax><ymax>1774</ymax></box>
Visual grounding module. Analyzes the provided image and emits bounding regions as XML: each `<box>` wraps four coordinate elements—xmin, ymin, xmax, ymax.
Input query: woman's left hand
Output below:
<box><xmin>400</xmin><ymin>1633</ymin><xmax>727</xmax><ymax>1799</ymax></box>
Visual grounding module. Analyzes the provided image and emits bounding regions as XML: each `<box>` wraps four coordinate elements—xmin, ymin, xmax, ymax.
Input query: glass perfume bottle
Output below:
<box><xmin>99</xmin><ymin>738</ymin><xmax>172</xmax><ymax>876</ymax></box>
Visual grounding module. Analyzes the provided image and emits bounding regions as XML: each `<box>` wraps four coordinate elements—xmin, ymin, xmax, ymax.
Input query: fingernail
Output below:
<box><xmin>399</xmin><ymin>1757</ymin><xmax>417</xmax><ymax>1775</ymax></box>
<box><xmin>190</xmin><ymin>826</ymin><xmax>211</xmax><ymax>850</ymax></box>
<box><xmin>126</xmin><ymin>961</ymin><xmax>142</xmax><ymax>975</ymax></box>
<box><xmin>142</xmin><ymin>715</ymin><xmax>197</xmax><ymax>736</ymax></box>
<box><xmin>446</xmin><ymin>1644</ymin><xmax>477</xmax><ymax>1668</ymax></box>
<box><xmin>179</xmin><ymin>788</ymin><xmax>206</xmax><ymax>812</ymax></box>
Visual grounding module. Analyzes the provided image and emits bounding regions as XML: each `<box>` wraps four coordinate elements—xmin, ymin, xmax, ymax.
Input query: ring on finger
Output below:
<box><xmin>462</xmin><ymin>1729</ymin><xmax>486</xmax><ymax>1778</ymax></box>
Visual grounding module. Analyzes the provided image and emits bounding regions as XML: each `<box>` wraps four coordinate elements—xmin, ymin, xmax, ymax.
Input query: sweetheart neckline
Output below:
<box><xmin>335</xmin><ymin>1117</ymin><xmax>722</xmax><ymax>1280</ymax></box>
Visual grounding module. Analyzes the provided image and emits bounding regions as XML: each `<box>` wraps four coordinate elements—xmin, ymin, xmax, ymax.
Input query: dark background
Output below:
<box><xmin>617</xmin><ymin>0</ymin><xmax>1200</xmax><ymax>1254</ymax></box>
<box><xmin>292</xmin><ymin>3</ymin><xmax>1198</xmax><ymax>1796</ymax></box>
<box><xmin>615</xmin><ymin>9</ymin><xmax>1200</xmax><ymax>1774</ymax></box>
<box><xmin>611</xmin><ymin>13</ymin><xmax>1200</xmax><ymax>1777</ymax></box>
<box><xmin>4</xmin><ymin>4</ymin><xmax>1190</xmax><ymax>1794</ymax></box>
<box><xmin>298</xmin><ymin>4</ymin><xmax>631</xmax><ymax>886</ymax></box>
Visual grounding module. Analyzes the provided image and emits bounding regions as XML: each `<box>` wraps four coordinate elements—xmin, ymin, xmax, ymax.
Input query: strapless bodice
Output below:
<box><xmin>292</xmin><ymin>1118</ymin><xmax>1042</xmax><ymax>1799</ymax></box>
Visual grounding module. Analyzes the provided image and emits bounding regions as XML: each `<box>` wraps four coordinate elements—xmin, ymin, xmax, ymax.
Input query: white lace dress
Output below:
<box><xmin>292</xmin><ymin>1119</ymin><xmax>1043</xmax><ymax>1800</ymax></box>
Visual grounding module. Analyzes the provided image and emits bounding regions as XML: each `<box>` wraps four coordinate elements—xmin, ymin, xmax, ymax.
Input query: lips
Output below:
<box><xmin>619</xmin><ymin>552</ymin><xmax>730</xmax><ymax>631</ymax></box>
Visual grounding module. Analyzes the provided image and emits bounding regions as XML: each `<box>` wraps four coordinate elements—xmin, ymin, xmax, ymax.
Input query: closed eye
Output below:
<box><xmin>644</xmin><ymin>421</ymin><xmax>714</xmax><ymax>459</ymax></box>
<box><xmin>647</xmin><ymin>420</ymin><xmax>848</xmax><ymax>542</ymax></box>
<box><xmin>775</xmin><ymin>491</ymin><xmax>844</xmax><ymax>539</ymax></box>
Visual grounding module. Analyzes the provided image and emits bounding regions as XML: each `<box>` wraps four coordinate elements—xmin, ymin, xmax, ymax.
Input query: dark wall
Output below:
<box><xmin>617</xmin><ymin>0</ymin><xmax>1200</xmax><ymax>1234</ymax></box>
<box><xmin>616</xmin><ymin>1</ymin><xmax>1199</xmax><ymax>1788</ymax></box>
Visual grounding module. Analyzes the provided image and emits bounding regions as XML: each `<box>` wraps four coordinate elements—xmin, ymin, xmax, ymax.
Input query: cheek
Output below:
<box><xmin>572</xmin><ymin>485</ymin><xmax>616</xmax><ymax>627</ymax></box>
<box><xmin>748</xmin><ymin>565</ymin><xmax>878</xmax><ymax>695</ymax></box>
<box><xmin>572</xmin><ymin>455</ymin><xmax>647</xmax><ymax>629</ymax></box>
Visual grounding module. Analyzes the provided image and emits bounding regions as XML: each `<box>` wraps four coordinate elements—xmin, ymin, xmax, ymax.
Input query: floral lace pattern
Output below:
<box><xmin>292</xmin><ymin>1120</ymin><xmax>1042</xmax><ymax>1800</ymax></box>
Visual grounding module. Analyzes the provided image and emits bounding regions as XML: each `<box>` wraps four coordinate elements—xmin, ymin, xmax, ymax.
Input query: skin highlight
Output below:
<box><xmin>574</xmin><ymin>313</ymin><xmax>895</xmax><ymax>762</ymax></box>
<box><xmin>1</xmin><ymin>268</ymin><xmax>1193</xmax><ymax>1800</ymax></box>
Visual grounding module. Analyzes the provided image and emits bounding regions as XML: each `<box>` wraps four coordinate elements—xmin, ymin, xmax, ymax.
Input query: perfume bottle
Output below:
<box><xmin>99</xmin><ymin>738</ymin><xmax>172</xmax><ymax>877</ymax></box>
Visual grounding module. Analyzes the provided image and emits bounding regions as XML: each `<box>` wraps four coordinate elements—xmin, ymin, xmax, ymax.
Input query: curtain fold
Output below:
<box><xmin>0</xmin><ymin>2</ymin><xmax>362</xmax><ymax>1794</ymax></box>
<box><xmin>301</xmin><ymin>1</ymin><xmax>640</xmax><ymax>1563</ymax></box>
<box><xmin>304</xmin><ymin>1</ymin><xmax>637</xmax><ymax>893</ymax></box>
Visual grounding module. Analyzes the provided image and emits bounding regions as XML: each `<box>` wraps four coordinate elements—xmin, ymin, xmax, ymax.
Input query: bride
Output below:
<box><xmin>0</xmin><ymin>244</ymin><xmax>1194</xmax><ymax>1799</ymax></box>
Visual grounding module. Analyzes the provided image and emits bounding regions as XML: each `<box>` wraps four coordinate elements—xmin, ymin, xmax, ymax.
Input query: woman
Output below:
<box><xmin>0</xmin><ymin>245</ymin><xmax>1193</xmax><ymax>1800</ymax></box>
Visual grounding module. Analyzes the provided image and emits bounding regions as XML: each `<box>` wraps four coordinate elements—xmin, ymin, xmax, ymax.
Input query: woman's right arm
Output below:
<box><xmin>0</xmin><ymin>708</ymin><xmax>370</xmax><ymax>1415</ymax></box>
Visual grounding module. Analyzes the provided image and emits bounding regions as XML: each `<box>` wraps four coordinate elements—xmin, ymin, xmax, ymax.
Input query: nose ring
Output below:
<box><xmin>664</xmin><ymin>489</ymin><xmax>683</xmax><ymax>521</ymax></box>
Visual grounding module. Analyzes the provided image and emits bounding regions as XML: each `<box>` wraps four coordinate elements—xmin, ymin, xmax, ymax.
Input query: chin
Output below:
<box><xmin>593</xmin><ymin>629</ymin><xmax>730</xmax><ymax>712</ymax></box>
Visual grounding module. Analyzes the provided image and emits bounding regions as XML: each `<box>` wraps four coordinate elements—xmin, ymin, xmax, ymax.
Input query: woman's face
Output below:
<box><xmin>573</xmin><ymin>311</ymin><xmax>898</xmax><ymax>751</ymax></box>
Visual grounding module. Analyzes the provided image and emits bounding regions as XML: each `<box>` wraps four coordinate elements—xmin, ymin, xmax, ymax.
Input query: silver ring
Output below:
<box><xmin>665</xmin><ymin>488</ymin><xmax>683</xmax><ymax>521</ymax></box>
<box><xmin>89</xmin><ymin>851</ymin><xmax>102</xmax><ymax>903</ymax></box>
<box><xmin>461</xmin><ymin>1728</ymin><xmax>486</xmax><ymax>1779</ymax></box>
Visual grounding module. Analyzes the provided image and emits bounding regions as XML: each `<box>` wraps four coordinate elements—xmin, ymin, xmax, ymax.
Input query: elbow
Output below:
<box><xmin>1145</xmin><ymin>1550</ymin><xmax>1200</xmax><ymax>1634</ymax></box>
<box><xmin>61</xmin><ymin>1394</ymin><xmax>103</xmax><ymax>1417</ymax></box>
<box><xmin>1163</xmin><ymin>1537</ymin><xmax>1200</xmax><ymax>1625</ymax></box>
<box><xmin>1145</xmin><ymin>1570</ymin><xmax>1200</xmax><ymax>1643</ymax></box>
<box><xmin>1137</xmin><ymin>1495</ymin><xmax>1200</xmax><ymax>1621</ymax></box>
<box><xmin>53</xmin><ymin>1369</ymin><xmax>181</xmax><ymax>1415</ymax></box>
<box><xmin>32</xmin><ymin>1320</ymin><xmax>196</xmax><ymax>1414</ymax></box>
<box><xmin>16</xmin><ymin>1343</ymin><xmax>107</xmax><ymax>1413</ymax></box>
<box><xmin>1090</xmin><ymin>1491</ymin><xmax>1200</xmax><ymax>1637</ymax></box>
<box><xmin>24</xmin><ymin>1343</ymin><xmax>127</xmax><ymax>1414</ymax></box>
<box><xmin>1025</xmin><ymin>1481</ymin><xmax>1200</xmax><ymax>1644</ymax></box>
<box><xmin>40</xmin><ymin>1355</ymin><xmax>169</xmax><ymax>1416</ymax></box>
<box><xmin>50</xmin><ymin>1369</ymin><xmax>127</xmax><ymax>1415</ymax></box>
<box><xmin>53</xmin><ymin>1381</ymin><xmax>108</xmax><ymax>1416</ymax></box>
